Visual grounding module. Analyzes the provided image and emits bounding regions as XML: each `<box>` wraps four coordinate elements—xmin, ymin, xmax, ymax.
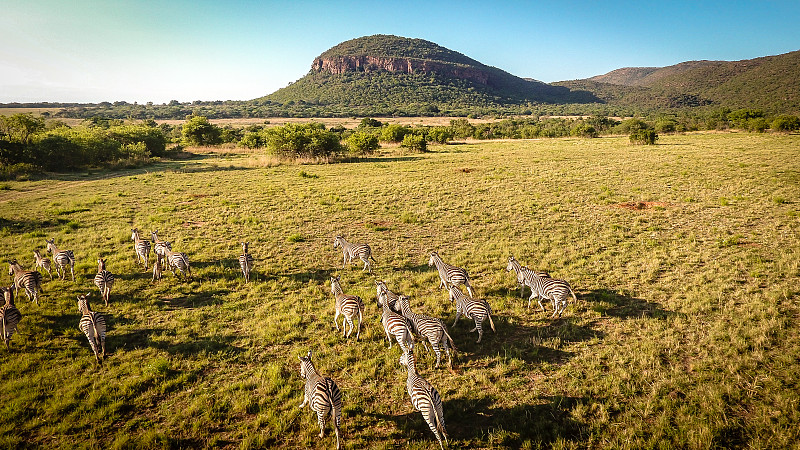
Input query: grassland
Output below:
<box><xmin>1</xmin><ymin>132</ymin><xmax>799</xmax><ymax>449</ymax></box>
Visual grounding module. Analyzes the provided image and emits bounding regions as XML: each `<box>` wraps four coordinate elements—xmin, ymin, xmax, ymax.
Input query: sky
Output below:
<box><xmin>2</xmin><ymin>0</ymin><xmax>799</xmax><ymax>104</ymax></box>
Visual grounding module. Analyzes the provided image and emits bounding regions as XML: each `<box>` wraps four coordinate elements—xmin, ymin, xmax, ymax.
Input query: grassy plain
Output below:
<box><xmin>1</xmin><ymin>132</ymin><xmax>799</xmax><ymax>449</ymax></box>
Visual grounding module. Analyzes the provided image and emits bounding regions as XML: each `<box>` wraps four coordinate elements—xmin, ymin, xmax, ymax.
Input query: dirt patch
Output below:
<box><xmin>616</xmin><ymin>201</ymin><xmax>670</xmax><ymax>210</ymax></box>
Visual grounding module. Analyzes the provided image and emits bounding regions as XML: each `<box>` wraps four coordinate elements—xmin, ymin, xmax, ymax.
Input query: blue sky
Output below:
<box><xmin>1</xmin><ymin>0</ymin><xmax>798</xmax><ymax>104</ymax></box>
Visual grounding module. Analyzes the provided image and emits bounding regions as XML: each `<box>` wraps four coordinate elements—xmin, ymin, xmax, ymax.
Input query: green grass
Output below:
<box><xmin>1</xmin><ymin>132</ymin><xmax>799</xmax><ymax>449</ymax></box>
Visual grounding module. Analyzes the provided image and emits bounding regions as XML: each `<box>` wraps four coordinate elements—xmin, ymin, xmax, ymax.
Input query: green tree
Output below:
<box><xmin>346</xmin><ymin>131</ymin><xmax>379</xmax><ymax>155</ymax></box>
<box><xmin>772</xmin><ymin>115</ymin><xmax>800</xmax><ymax>132</ymax></box>
<box><xmin>629</xmin><ymin>129</ymin><xmax>658</xmax><ymax>145</ymax></box>
<box><xmin>181</xmin><ymin>115</ymin><xmax>222</xmax><ymax>146</ymax></box>
<box><xmin>449</xmin><ymin>118</ymin><xmax>475</xmax><ymax>139</ymax></box>
<box><xmin>380</xmin><ymin>124</ymin><xmax>409</xmax><ymax>143</ymax></box>
<box><xmin>427</xmin><ymin>126</ymin><xmax>454</xmax><ymax>144</ymax></box>
<box><xmin>400</xmin><ymin>133</ymin><xmax>427</xmax><ymax>152</ymax></box>
<box><xmin>0</xmin><ymin>113</ymin><xmax>45</xmax><ymax>144</ymax></box>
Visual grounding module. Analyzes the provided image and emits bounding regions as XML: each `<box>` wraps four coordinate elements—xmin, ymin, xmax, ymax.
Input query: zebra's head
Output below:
<box><xmin>330</xmin><ymin>276</ymin><xmax>341</xmax><ymax>294</ymax></box>
<box><xmin>448</xmin><ymin>285</ymin><xmax>462</xmax><ymax>302</ymax></box>
<box><xmin>98</xmin><ymin>259</ymin><xmax>106</xmax><ymax>271</ymax></box>
<box><xmin>131</xmin><ymin>229</ymin><xmax>138</xmax><ymax>241</ymax></box>
<box><xmin>241</xmin><ymin>242</ymin><xmax>249</xmax><ymax>253</ymax></box>
<box><xmin>45</xmin><ymin>238</ymin><xmax>55</xmax><ymax>253</ymax></box>
<box><xmin>507</xmin><ymin>255</ymin><xmax>518</xmax><ymax>272</ymax></box>
<box><xmin>7</xmin><ymin>260</ymin><xmax>19</xmax><ymax>276</ymax></box>
<box><xmin>333</xmin><ymin>235</ymin><xmax>343</xmax><ymax>248</ymax></box>
<box><xmin>399</xmin><ymin>344</ymin><xmax>416</xmax><ymax>371</ymax></box>
<box><xmin>428</xmin><ymin>252</ymin><xmax>439</xmax><ymax>267</ymax></box>
<box><xmin>298</xmin><ymin>350</ymin><xmax>314</xmax><ymax>379</ymax></box>
<box><xmin>375</xmin><ymin>280</ymin><xmax>387</xmax><ymax>301</ymax></box>
<box><xmin>77</xmin><ymin>293</ymin><xmax>92</xmax><ymax>314</ymax></box>
<box><xmin>150</xmin><ymin>230</ymin><xmax>159</xmax><ymax>241</ymax></box>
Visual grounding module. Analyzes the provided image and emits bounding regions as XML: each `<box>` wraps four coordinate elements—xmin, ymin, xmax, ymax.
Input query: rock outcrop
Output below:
<box><xmin>312</xmin><ymin>55</ymin><xmax>491</xmax><ymax>86</ymax></box>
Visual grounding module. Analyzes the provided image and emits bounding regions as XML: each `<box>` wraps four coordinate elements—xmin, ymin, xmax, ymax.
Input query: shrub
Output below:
<box><xmin>264</xmin><ymin>123</ymin><xmax>342</xmax><ymax>158</ymax></box>
<box><xmin>629</xmin><ymin>129</ymin><xmax>658</xmax><ymax>145</ymax></box>
<box><xmin>427</xmin><ymin>126</ymin><xmax>454</xmax><ymax>144</ymax></box>
<box><xmin>380</xmin><ymin>124</ymin><xmax>409</xmax><ymax>143</ymax></box>
<box><xmin>346</xmin><ymin>131</ymin><xmax>379</xmax><ymax>155</ymax></box>
<box><xmin>401</xmin><ymin>133</ymin><xmax>427</xmax><ymax>152</ymax></box>
<box><xmin>772</xmin><ymin>115</ymin><xmax>800</xmax><ymax>132</ymax></box>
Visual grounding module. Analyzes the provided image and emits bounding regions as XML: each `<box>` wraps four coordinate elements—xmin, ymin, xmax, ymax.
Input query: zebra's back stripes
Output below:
<box><xmin>7</xmin><ymin>260</ymin><xmax>44</xmax><ymax>305</ymax></box>
<box><xmin>239</xmin><ymin>242</ymin><xmax>254</xmax><ymax>283</ymax></box>
<box><xmin>93</xmin><ymin>259</ymin><xmax>114</xmax><ymax>306</ymax></box>
<box><xmin>400</xmin><ymin>345</ymin><xmax>448</xmax><ymax>449</ymax></box>
<box><xmin>333</xmin><ymin>235</ymin><xmax>375</xmax><ymax>273</ymax></box>
<box><xmin>330</xmin><ymin>276</ymin><xmax>364</xmax><ymax>340</ymax></box>
<box><xmin>429</xmin><ymin>251</ymin><xmax>475</xmax><ymax>297</ymax></box>
<box><xmin>1</xmin><ymin>287</ymin><xmax>23</xmax><ymax>349</ymax></box>
<box><xmin>298</xmin><ymin>350</ymin><xmax>343</xmax><ymax>450</ymax></box>
<box><xmin>45</xmin><ymin>238</ymin><xmax>75</xmax><ymax>281</ymax></box>
<box><xmin>449</xmin><ymin>285</ymin><xmax>495</xmax><ymax>343</ymax></box>
<box><xmin>131</xmin><ymin>228</ymin><xmax>151</xmax><ymax>270</ymax></box>
<box><xmin>77</xmin><ymin>293</ymin><xmax>106</xmax><ymax>364</ymax></box>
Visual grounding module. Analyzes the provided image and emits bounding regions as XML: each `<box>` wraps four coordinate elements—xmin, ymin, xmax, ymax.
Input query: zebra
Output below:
<box><xmin>1</xmin><ymin>286</ymin><xmax>23</xmax><ymax>349</ymax></box>
<box><xmin>397</xmin><ymin>294</ymin><xmax>456</xmax><ymax>369</ymax></box>
<box><xmin>374</xmin><ymin>280</ymin><xmax>403</xmax><ymax>314</ymax></box>
<box><xmin>428</xmin><ymin>251</ymin><xmax>475</xmax><ymax>298</ymax></box>
<box><xmin>298</xmin><ymin>350</ymin><xmax>343</xmax><ymax>450</ymax></box>
<box><xmin>239</xmin><ymin>242</ymin><xmax>254</xmax><ymax>283</ymax></box>
<box><xmin>333</xmin><ymin>235</ymin><xmax>375</xmax><ymax>273</ymax></box>
<box><xmin>7</xmin><ymin>260</ymin><xmax>44</xmax><ymax>305</ymax></box>
<box><xmin>131</xmin><ymin>228</ymin><xmax>151</xmax><ymax>270</ymax></box>
<box><xmin>152</xmin><ymin>255</ymin><xmax>162</xmax><ymax>282</ymax></box>
<box><xmin>330</xmin><ymin>276</ymin><xmax>364</xmax><ymax>340</ymax></box>
<box><xmin>448</xmin><ymin>285</ymin><xmax>495</xmax><ymax>343</ymax></box>
<box><xmin>33</xmin><ymin>249</ymin><xmax>53</xmax><ymax>280</ymax></box>
<box><xmin>77</xmin><ymin>293</ymin><xmax>106</xmax><ymax>364</ymax></box>
<box><xmin>45</xmin><ymin>238</ymin><xmax>75</xmax><ymax>281</ymax></box>
<box><xmin>93</xmin><ymin>258</ymin><xmax>114</xmax><ymax>306</ymax></box>
<box><xmin>506</xmin><ymin>255</ymin><xmax>550</xmax><ymax>300</ymax></box>
<box><xmin>376</xmin><ymin>283</ymin><xmax>414</xmax><ymax>353</ymax></box>
<box><xmin>524</xmin><ymin>270</ymin><xmax>577</xmax><ymax>318</ymax></box>
<box><xmin>399</xmin><ymin>344</ymin><xmax>448</xmax><ymax>450</ymax></box>
<box><xmin>164</xmin><ymin>249</ymin><xmax>191</xmax><ymax>280</ymax></box>
<box><xmin>150</xmin><ymin>230</ymin><xmax>172</xmax><ymax>265</ymax></box>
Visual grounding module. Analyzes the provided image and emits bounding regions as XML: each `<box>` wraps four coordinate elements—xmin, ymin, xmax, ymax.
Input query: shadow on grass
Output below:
<box><xmin>110</xmin><ymin>327</ymin><xmax>244</xmax><ymax>358</ymax></box>
<box><xmin>364</xmin><ymin>395</ymin><xmax>586</xmax><ymax>446</ymax></box>
<box><xmin>157</xmin><ymin>288</ymin><xmax>231</xmax><ymax>309</ymax></box>
<box><xmin>584</xmin><ymin>289</ymin><xmax>677</xmax><ymax>319</ymax></box>
<box><xmin>0</xmin><ymin>217</ymin><xmax>72</xmax><ymax>234</ymax></box>
<box><xmin>339</xmin><ymin>155</ymin><xmax>425</xmax><ymax>164</ymax></box>
<box><xmin>447</xmin><ymin>313</ymin><xmax>599</xmax><ymax>366</ymax></box>
<box><xmin>285</xmin><ymin>267</ymin><xmax>336</xmax><ymax>285</ymax></box>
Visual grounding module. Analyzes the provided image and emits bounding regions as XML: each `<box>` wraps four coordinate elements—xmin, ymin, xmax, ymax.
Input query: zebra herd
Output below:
<box><xmin>1</xmin><ymin>229</ymin><xmax>219</xmax><ymax>363</ymax></box>
<box><xmin>296</xmin><ymin>236</ymin><xmax>578</xmax><ymax>449</ymax></box>
<box><xmin>4</xmin><ymin>229</ymin><xmax>577</xmax><ymax>448</ymax></box>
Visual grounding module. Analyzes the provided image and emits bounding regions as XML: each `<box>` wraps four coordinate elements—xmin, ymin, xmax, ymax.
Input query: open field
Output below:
<box><xmin>1</xmin><ymin>133</ymin><xmax>799</xmax><ymax>449</ymax></box>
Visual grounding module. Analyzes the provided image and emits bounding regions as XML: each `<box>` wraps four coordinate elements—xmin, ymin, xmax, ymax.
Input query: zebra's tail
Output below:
<box><xmin>441</xmin><ymin>321</ymin><xmax>457</xmax><ymax>352</ymax></box>
<box><xmin>487</xmin><ymin>312</ymin><xmax>496</xmax><ymax>333</ymax></box>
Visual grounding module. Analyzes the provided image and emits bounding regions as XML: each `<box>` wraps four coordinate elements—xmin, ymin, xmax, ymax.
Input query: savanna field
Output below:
<box><xmin>1</xmin><ymin>132</ymin><xmax>799</xmax><ymax>449</ymax></box>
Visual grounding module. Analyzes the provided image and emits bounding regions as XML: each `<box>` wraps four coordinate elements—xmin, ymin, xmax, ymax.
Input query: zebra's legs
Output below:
<box><xmin>315</xmin><ymin>409</ymin><xmax>327</xmax><ymax>437</ymax></box>
<box><xmin>356</xmin><ymin>310</ymin><xmax>362</xmax><ymax>341</ymax></box>
<box><xmin>473</xmin><ymin>320</ymin><xmax>484</xmax><ymax>343</ymax></box>
<box><xmin>464</xmin><ymin>281</ymin><xmax>475</xmax><ymax>298</ymax></box>
<box><xmin>69</xmin><ymin>264</ymin><xmax>75</xmax><ymax>282</ymax></box>
<box><xmin>334</xmin><ymin>310</ymin><xmax>341</xmax><ymax>331</ymax></box>
<box><xmin>451</xmin><ymin>311</ymin><xmax>461</xmax><ymax>328</ymax></box>
<box><xmin>344</xmin><ymin>317</ymin><xmax>354</xmax><ymax>338</ymax></box>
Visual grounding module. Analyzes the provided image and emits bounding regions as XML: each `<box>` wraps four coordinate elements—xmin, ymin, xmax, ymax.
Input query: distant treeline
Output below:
<box><xmin>2</xmin><ymin>110</ymin><xmax>798</xmax><ymax>178</ymax></box>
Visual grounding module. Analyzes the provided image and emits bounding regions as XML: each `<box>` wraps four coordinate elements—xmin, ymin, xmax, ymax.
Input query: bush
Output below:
<box><xmin>427</xmin><ymin>126</ymin><xmax>454</xmax><ymax>144</ymax></box>
<box><xmin>380</xmin><ymin>124</ymin><xmax>410</xmax><ymax>143</ymax></box>
<box><xmin>181</xmin><ymin>115</ymin><xmax>222</xmax><ymax>146</ymax></box>
<box><xmin>571</xmin><ymin>123</ymin><xmax>598</xmax><ymax>138</ymax></box>
<box><xmin>772</xmin><ymin>115</ymin><xmax>800</xmax><ymax>132</ymax></box>
<box><xmin>346</xmin><ymin>132</ymin><xmax>379</xmax><ymax>155</ymax></box>
<box><xmin>264</xmin><ymin>123</ymin><xmax>342</xmax><ymax>158</ymax></box>
<box><xmin>629</xmin><ymin>129</ymin><xmax>658</xmax><ymax>145</ymax></box>
<box><xmin>401</xmin><ymin>133</ymin><xmax>427</xmax><ymax>152</ymax></box>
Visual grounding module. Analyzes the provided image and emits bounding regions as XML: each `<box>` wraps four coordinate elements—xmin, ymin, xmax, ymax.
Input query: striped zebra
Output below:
<box><xmin>298</xmin><ymin>350</ymin><xmax>343</xmax><ymax>450</ymax></box>
<box><xmin>523</xmin><ymin>270</ymin><xmax>577</xmax><ymax>318</ymax></box>
<box><xmin>428</xmin><ymin>251</ymin><xmax>475</xmax><ymax>298</ymax></box>
<box><xmin>239</xmin><ymin>242</ymin><xmax>254</xmax><ymax>283</ymax></box>
<box><xmin>152</xmin><ymin>255</ymin><xmax>162</xmax><ymax>282</ymax></box>
<box><xmin>397</xmin><ymin>295</ymin><xmax>456</xmax><ymax>369</ymax></box>
<box><xmin>448</xmin><ymin>285</ymin><xmax>495</xmax><ymax>343</ymax></box>
<box><xmin>131</xmin><ymin>228</ymin><xmax>151</xmax><ymax>270</ymax></box>
<box><xmin>374</xmin><ymin>280</ymin><xmax>403</xmax><ymax>314</ymax></box>
<box><xmin>376</xmin><ymin>283</ymin><xmax>414</xmax><ymax>352</ymax></box>
<box><xmin>399</xmin><ymin>345</ymin><xmax>448</xmax><ymax>450</ymax></box>
<box><xmin>45</xmin><ymin>238</ymin><xmax>75</xmax><ymax>281</ymax></box>
<box><xmin>1</xmin><ymin>287</ymin><xmax>23</xmax><ymax>349</ymax></box>
<box><xmin>77</xmin><ymin>293</ymin><xmax>106</xmax><ymax>364</ymax></box>
<box><xmin>93</xmin><ymin>258</ymin><xmax>115</xmax><ymax>306</ymax></box>
<box><xmin>506</xmin><ymin>255</ymin><xmax>550</xmax><ymax>300</ymax></box>
<box><xmin>150</xmin><ymin>230</ymin><xmax>172</xmax><ymax>265</ymax></box>
<box><xmin>164</xmin><ymin>249</ymin><xmax>191</xmax><ymax>280</ymax></box>
<box><xmin>333</xmin><ymin>235</ymin><xmax>375</xmax><ymax>273</ymax></box>
<box><xmin>330</xmin><ymin>276</ymin><xmax>364</xmax><ymax>340</ymax></box>
<box><xmin>7</xmin><ymin>260</ymin><xmax>44</xmax><ymax>305</ymax></box>
<box><xmin>33</xmin><ymin>249</ymin><xmax>53</xmax><ymax>280</ymax></box>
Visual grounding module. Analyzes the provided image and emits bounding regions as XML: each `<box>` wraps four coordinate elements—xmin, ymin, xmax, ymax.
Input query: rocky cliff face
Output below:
<box><xmin>311</xmin><ymin>56</ymin><xmax>491</xmax><ymax>86</ymax></box>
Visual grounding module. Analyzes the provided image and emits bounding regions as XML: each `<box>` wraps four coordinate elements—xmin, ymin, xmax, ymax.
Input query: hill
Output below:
<box><xmin>556</xmin><ymin>50</ymin><xmax>800</xmax><ymax>113</ymax></box>
<box><xmin>260</xmin><ymin>35</ymin><xmax>599</xmax><ymax>115</ymax></box>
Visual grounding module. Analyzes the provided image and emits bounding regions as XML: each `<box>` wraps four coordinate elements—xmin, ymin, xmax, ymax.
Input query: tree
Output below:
<box><xmin>772</xmin><ymin>115</ymin><xmax>800</xmax><ymax>132</ymax></box>
<box><xmin>346</xmin><ymin>131</ymin><xmax>379</xmax><ymax>155</ymax></box>
<box><xmin>629</xmin><ymin>129</ymin><xmax>658</xmax><ymax>145</ymax></box>
<box><xmin>0</xmin><ymin>113</ymin><xmax>45</xmax><ymax>144</ymax></box>
<box><xmin>401</xmin><ymin>133</ymin><xmax>427</xmax><ymax>152</ymax></box>
<box><xmin>380</xmin><ymin>124</ymin><xmax>409</xmax><ymax>143</ymax></box>
<box><xmin>181</xmin><ymin>115</ymin><xmax>222</xmax><ymax>146</ymax></box>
